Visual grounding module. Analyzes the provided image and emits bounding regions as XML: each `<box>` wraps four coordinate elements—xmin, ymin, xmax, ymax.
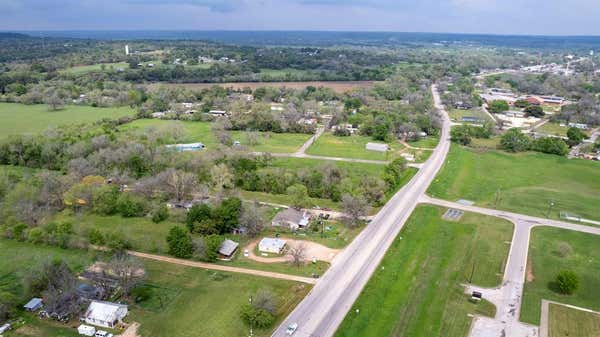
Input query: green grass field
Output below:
<box><xmin>131</xmin><ymin>259</ymin><xmax>310</xmax><ymax>337</ymax></box>
<box><xmin>306</xmin><ymin>133</ymin><xmax>403</xmax><ymax>161</ymax></box>
<box><xmin>536</xmin><ymin>122</ymin><xmax>569</xmax><ymax>137</ymax></box>
<box><xmin>407</xmin><ymin>135</ymin><xmax>439</xmax><ymax>149</ymax></box>
<box><xmin>121</xmin><ymin>119</ymin><xmax>311</xmax><ymax>153</ymax></box>
<box><xmin>548</xmin><ymin>303</ymin><xmax>600</xmax><ymax>337</ymax></box>
<box><xmin>54</xmin><ymin>212</ymin><xmax>186</xmax><ymax>254</ymax></box>
<box><xmin>520</xmin><ymin>227</ymin><xmax>600</xmax><ymax>325</ymax></box>
<box><xmin>428</xmin><ymin>145</ymin><xmax>600</xmax><ymax>221</ymax></box>
<box><xmin>334</xmin><ymin>205</ymin><xmax>513</xmax><ymax>337</ymax></box>
<box><xmin>269</xmin><ymin>157</ymin><xmax>385</xmax><ymax>183</ymax></box>
<box><xmin>0</xmin><ymin>103</ymin><xmax>136</xmax><ymax>139</ymax></box>
<box><xmin>448</xmin><ymin>108</ymin><xmax>491</xmax><ymax>124</ymax></box>
<box><xmin>61</xmin><ymin>62</ymin><xmax>129</xmax><ymax>75</ymax></box>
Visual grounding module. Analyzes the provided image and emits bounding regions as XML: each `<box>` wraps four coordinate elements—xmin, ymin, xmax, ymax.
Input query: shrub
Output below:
<box><xmin>556</xmin><ymin>242</ymin><xmax>572</xmax><ymax>258</ymax></box>
<box><xmin>151</xmin><ymin>204</ymin><xmax>169</xmax><ymax>223</ymax></box>
<box><xmin>488</xmin><ymin>100</ymin><xmax>509</xmax><ymax>114</ymax></box>
<box><xmin>532</xmin><ymin>137</ymin><xmax>569</xmax><ymax>156</ymax></box>
<box><xmin>88</xmin><ymin>228</ymin><xmax>105</xmax><ymax>245</ymax></box>
<box><xmin>27</xmin><ymin>227</ymin><xmax>46</xmax><ymax>244</ymax></box>
<box><xmin>240</xmin><ymin>304</ymin><xmax>275</xmax><ymax>329</ymax></box>
<box><xmin>555</xmin><ymin>270</ymin><xmax>579</xmax><ymax>295</ymax></box>
<box><xmin>166</xmin><ymin>226</ymin><xmax>193</xmax><ymax>258</ymax></box>
<box><xmin>500</xmin><ymin>128</ymin><xmax>531</xmax><ymax>152</ymax></box>
<box><xmin>117</xmin><ymin>193</ymin><xmax>147</xmax><ymax>217</ymax></box>
<box><xmin>92</xmin><ymin>185</ymin><xmax>121</xmax><ymax>215</ymax></box>
<box><xmin>524</xmin><ymin>105</ymin><xmax>544</xmax><ymax>118</ymax></box>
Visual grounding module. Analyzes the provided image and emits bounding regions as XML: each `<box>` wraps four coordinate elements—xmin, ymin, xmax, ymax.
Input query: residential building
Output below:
<box><xmin>272</xmin><ymin>208</ymin><xmax>311</xmax><ymax>230</ymax></box>
<box><xmin>366</xmin><ymin>142</ymin><xmax>389</xmax><ymax>152</ymax></box>
<box><xmin>82</xmin><ymin>301</ymin><xmax>128</xmax><ymax>328</ymax></box>
<box><xmin>218</xmin><ymin>239</ymin><xmax>239</xmax><ymax>260</ymax></box>
<box><xmin>23</xmin><ymin>298</ymin><xmax>43</xmax><ymax>311</ymax></box>
<box><xmin>165</xmin><ymin>143</ymin><xmax>205</xmax><ymax>152</ymax></box>
<box><xmin>258</xmin><ymin>238</ymin><xmax>287</xmax><ymax>254</ymax></box>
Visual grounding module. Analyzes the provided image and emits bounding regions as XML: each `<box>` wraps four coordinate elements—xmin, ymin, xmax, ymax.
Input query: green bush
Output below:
<box><xmin>88</xmin><ymin>228</ymin><xmax>105</xmax><ymax>245</ymax></box>
<box><xmin>117</xmin><ymin>193</ymin><xmax>147</xmax><ymax>217</ymax></box>
<box><xmin>151</xmin><ymin>204</ymin><xmax>169</xmax><ymax>223</ymax></box>
<box><xmin>166</xmin><ymin>226</ymin><xmax>193</xmax><ymax>259</ymax></box>
<box><xmin>488</xmin><ymin>100</ymin><xmax>509</xmax><ymax>114</ymax></box>
<box><xmin>92</xmin><ymin>185</ymin><xmax>121</xmax><ymax>215</ymax></box>
<box><xmin>555</xmin><ymin>270</ymin><xmax>579</xmax><ymax>295</ymax></box>
<box><xmin>240</xmin><ymin>304</ymin><xmax>276</xmax><ymax>329</ymax></box>
<box><xmin>500</xmin><ymin>128</ymin><xmax>531</xmax><ymax>152</ymax></box>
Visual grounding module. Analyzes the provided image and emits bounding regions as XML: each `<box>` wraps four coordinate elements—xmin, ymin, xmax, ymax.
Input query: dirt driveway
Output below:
<box><xmin>244</xmin><ymin>238</ymin><xmax>340</xmax><ymax>264</ymax></box>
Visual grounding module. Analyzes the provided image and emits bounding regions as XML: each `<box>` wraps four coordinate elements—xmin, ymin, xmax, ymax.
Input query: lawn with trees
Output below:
<box><xmin>428</xmin><ymin>145</ymin><xmax>600</xmax><ymax>221</ymax></box>
<box><xmin>130</xmin><ymin>259</ymin><xmax>311</xmax><ymax>337</ymax></box>
<box><xmin>520</xmin><ymin>227</ymin><xmax>600</xmax><ymax>325</ymax></box>
<box><xmin>334</xmin><ymin>205</ymin><xmax>512</xmax><ymax>337</ymax></box>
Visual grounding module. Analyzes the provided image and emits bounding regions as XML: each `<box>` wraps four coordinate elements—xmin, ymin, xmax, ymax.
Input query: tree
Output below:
<box><xmin>566</xmin><ymin>127</ymin><xmax>588</xmax><ymax>146</ymax></box>
<box><xmin>166</xmin><ymin>226</ymin><xmax>194</xmax><ymax>258</ymax></box>
<box><xmin>288</xmin><ymin>242</ymin><xmax>307</xmax><ymax>268</ymax></box>
<box><xmin>286</xmin><ymin>184</ymin><xmax>310</xmax><ymax>209</ymax></box>
<box><xmin>159</xmin><ymin>169</ymin><xmax>198</xmax><ymax>203</ymax></box>
<box><xmin>384</xmin><ymin>158</ymin><xmax>407</xmax><ymax>189</ymax></box>
<box><xmin>44</xmin><ymin>90</ymin><xmax>66</xmax><ymax>111</ymax></box>
<box><xmin>488</xmin><ymin>100</ymin><xmax>509</xmax><ymax>114</ymax></box>
<box><xmin>500</xmin><ymin>128</ymin><xmax>531</xmax><ymax>152</ymax></box>
<box><xmin>533</xmin><ymin>137</ymin><xmax>569</xmax><ymax>156</ymax></box>
<box><xmin>524</xmin><ymin>105</ymin><xmax>544</xmax><ymax>118</ymax></box>
<box><xmin>450</xmin><ymin>125</ymin><xmax>472</xmax><ymax>145</ymax></box>
<box><xmin>213</xmin><ymin>197</ymin><xmax>242</xmax><ymax>234</ymax></box>
<box><xmin>514</xmin><ymin>99</ymin><xmax>530</xmax><ymax>108</ymax></box>
<box><xmin>555</xmin><ymin>270</ymin><xmax>579</xmax><ymax>295</ymax></box>
<box><xmin>210</xmin><ymin>163</ymin><xmax>234</xmax><ymax>192</ymax></box>
<box><xmin>92</xmin><ymin>185</ymin><xmax>120</xmax><ymax>215</ymax></box>
<box><xmin>341</xmin><ymin>194</ymin><xmax>369</xmax><ymax>227</ymax></box>
<box><xmin>252</xmin><ymin>288</ymin><xmax>277</xmax><ymax>314</ymax></box>
<box><xmin>151</xmin><ymin>204</ymin><xmax>169</xmax><ymax>223</ymax></box>
<box><xmin>106</xmin><ymin>251</ymin><xmax>146</xmax><ymax>295</ymax></box>
<box><xmin>240</xmin><ymin>304</ymin><xmax>275</xmax><ymax>329</ymax></box>
<box><xmin>239</xmin><ymin>202</ymin><xmax>265</xmax><ymax>237</ymax></box>
<box><xmin>116</xmin><ymin>193</ymin><xmax>147</xmax><ymax>217</ymax></box>
<box><xmin>187</xmin><ymin>203</ymin><xmax>214</xmax><ymax>234</ymax></box>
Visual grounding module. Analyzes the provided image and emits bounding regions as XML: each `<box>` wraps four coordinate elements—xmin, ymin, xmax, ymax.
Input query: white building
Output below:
<box><xmin>83</xmin><ymin>301</ymin><xmax>128</xmax><ymax>328</ymax></box>
<box><xmin>366</xmin><ymin>142</ymin><xmax>389</xmax><ymax>152</ymax></box>
<box><xmin>78</xmin><ymin>324</ymin><xmax>96</xmax><ymax>336</ymax></box>
<box><xmin>258</xmin><ymin>238</ymin><xmax>287</xmax><ymax>254</ymax></box>
<box><xmin>165</xmin><ymin>143</ymin><xmax>205</xmax><ymax>152</ymax></box>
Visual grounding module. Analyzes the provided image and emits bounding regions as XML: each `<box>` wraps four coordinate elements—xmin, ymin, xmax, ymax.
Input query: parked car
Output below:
<box><xmin>286</xmin><ymin>322</ymin><xmax>298</xmax><ymax>335</ymax></box>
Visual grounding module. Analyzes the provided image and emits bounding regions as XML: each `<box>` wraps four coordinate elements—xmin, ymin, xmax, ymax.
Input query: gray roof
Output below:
<box><xmin>272</xmin><ymin>208</ymin><xmax>308</xmax><ymax>225</ymax></box>
<box><xmin>24</xmin><ymin>298</ymin><xmax>43</xmax><ymax>309</ymax></box>
<box><xmin>218</xmin><ymin>239</ymin><xmax>239</xmax><ymax>256</ymax></box>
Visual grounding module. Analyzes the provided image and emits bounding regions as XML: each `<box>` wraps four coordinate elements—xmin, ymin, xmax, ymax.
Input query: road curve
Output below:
<box><xmin>271</xmin><ymin>85</ymin><xmax>452</xmax><ymax>337</ymax></box>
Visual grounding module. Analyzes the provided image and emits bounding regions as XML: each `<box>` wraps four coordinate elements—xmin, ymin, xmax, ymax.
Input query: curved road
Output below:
<box><xmin>271</xmin><ymin>85</ymin><xmax>451</xmax><ymax>337</ymax></box>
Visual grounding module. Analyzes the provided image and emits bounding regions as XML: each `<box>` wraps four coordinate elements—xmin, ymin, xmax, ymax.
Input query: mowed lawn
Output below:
<box><xmin>131</xmin><ymin>260</ymin><xmax>311</xmax><ymax>337</ymax></box>
<box><xmin>121</xmin><ymin>119</ymin><xmax>311</xmax><ymax>153</ymax></box>
<box><xmin>306</xmin><ymin>132</ymin><xmax>402</xmax><ymax>161</ymax></box>
<box><xmin>334</xmin><ymin>205</ymin><xmax>513</xmax><ymax>337</ymax></box>
<box><xmin>548</xmin><ymin>303</ymin><xmax>600</xmax><ymax>337</ymax></box>
<box><xmin>448</xmin><ymin>108</ymin><xmax>491</xmax><ymax>124</ymax></box>
<box><xmin>520</xmin><ymin>227</ymin><xmax>600</xmax><ymax>325</ymax></box>
<box><xmin>61</xmin><ymin>62</ymin><xmax>129</xmax><ymax>75</ymax></box>
<box><xmin>428</xmin><ymin>145</ymin><xmax>600</xmax><ymax>221</ymax></box>
<box><xmin>0</xmin><ymin>103</ymin><xmax>136</xmax><ymax>139</ymax></box>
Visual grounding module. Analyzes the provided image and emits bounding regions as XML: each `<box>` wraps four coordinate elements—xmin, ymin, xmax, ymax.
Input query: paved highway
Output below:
<box><xmin>271</xmin><ymin>85</ymin><xmax>452</xmax><ymax>337</ymax></box>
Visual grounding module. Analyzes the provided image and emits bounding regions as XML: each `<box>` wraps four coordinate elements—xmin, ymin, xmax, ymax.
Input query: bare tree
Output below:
<box><xmin>210</xmin><ymin>164</ymin><xmax>234</xmax><ymax>192</ymax></box>
<box><xmin>106</xmin><ymin>252</ymin><xmax>146</xmax><ymax>295</ymax></box>
<box><xmin>341</xmin><ymin>194</ymin><xmax>370</xmax><ymax>228</ymax></box>
<box><xmin>253</xmin><ymin>288</ymin><xmax>278</xmax><ymax>314</ymax></box>
<box><xmin>239</xmin><ymin>202</ymin><xmax>265</xmax><ymax>237</ymax></box>
<box><xmin>246</xmin><ymin>131</ymin><xmax>260</xmax><ymax>146</ymax></box>
<box><xmin>159</xmin><ymin>168</ymin><xmax>199</xmax><ymax>202</ymax></box>
<box><xmin>288</xmin><ymin>242</ymin><xmax>307</xmax><ymax>268</ymax></box>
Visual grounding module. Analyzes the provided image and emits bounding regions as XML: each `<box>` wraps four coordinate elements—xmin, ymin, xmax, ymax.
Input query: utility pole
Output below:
<box><xmin>248</xmin><ymin>296</ymin><xmax>253</xmax><ymax>337</ymax></box>
<box><xmin>546</xmin><ymin>201</ymin><xmax>555</xmax><ymax>218</ymax></box>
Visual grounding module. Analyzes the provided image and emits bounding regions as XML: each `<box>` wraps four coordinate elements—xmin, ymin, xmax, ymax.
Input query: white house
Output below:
<box><xmin>258</xmin><ymin>238</ymin><xmax>287</xmax><ymax>254</ymax></box>
<box><xmin>209</xmin><ymin>110</ymin><xmax>227</xmax><ymax>117</ymax></box>
<box><xmin>366</xmin><ymin>142</ymin><xmax>389</xmax><ymax>152</ymax></box>
<box><xmin>83</xmin><ymin>301</ymin><xmax>128</xmax><ymax>328</ymax></box>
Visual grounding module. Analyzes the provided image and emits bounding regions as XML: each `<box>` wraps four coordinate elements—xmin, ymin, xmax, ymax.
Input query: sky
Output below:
<box><xmin>1</xmin><ymin>0</ymin><xmax>599</xmax><ymax>36</ymax></box>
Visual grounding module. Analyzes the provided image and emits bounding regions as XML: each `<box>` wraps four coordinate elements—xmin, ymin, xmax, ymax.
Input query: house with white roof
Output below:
<box><xmin>258</xmin><ymin>238</ymin><xmax>287</xmax><ymax>254</ymax></box>
<box><xmin>272</xmin><ymin>208</ymin><xmax>311</xmax><ymax>230</ymax></box>
<box><xmin>82</xmin><ymin>301</ymin><xmax>128</xmax><ymax>328</ymax></box>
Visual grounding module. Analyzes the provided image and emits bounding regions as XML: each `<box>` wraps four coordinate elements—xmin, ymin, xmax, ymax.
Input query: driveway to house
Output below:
<box><xmin>127</xmin><ymin>250</ymin><xmax>318</xmax><ymax>284</ymax></box>
<box><xmin>271</xmin><ymin>84</ymin><xmax>452</xmax><ymax>337</ymax></box>
<box><xmin>295</xmin><ymin>126</ymin><xmax>324</xmax><ymax>156</ymax></box>
<box><xmin>243</xmin><ymin>238</ymin><xmax>340</xmax><ymax>264</ymax></box>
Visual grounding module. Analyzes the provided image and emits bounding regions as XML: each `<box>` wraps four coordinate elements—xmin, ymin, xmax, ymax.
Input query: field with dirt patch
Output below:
<box><xmin>146</xmin><ymin>81</ymin><xmax>377</xmax><ymax>93</ymax></box>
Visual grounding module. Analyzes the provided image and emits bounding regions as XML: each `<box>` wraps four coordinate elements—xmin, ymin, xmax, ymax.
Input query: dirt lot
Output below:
<box><xmin>244</xmin><ymin>238</ymin><xmax>340</xmax><ymax>263</ymax></box>
<box><xmin>146</xmin><ymin>81</ymin><xmax>376</xmax><ymax>93</ymax></box>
